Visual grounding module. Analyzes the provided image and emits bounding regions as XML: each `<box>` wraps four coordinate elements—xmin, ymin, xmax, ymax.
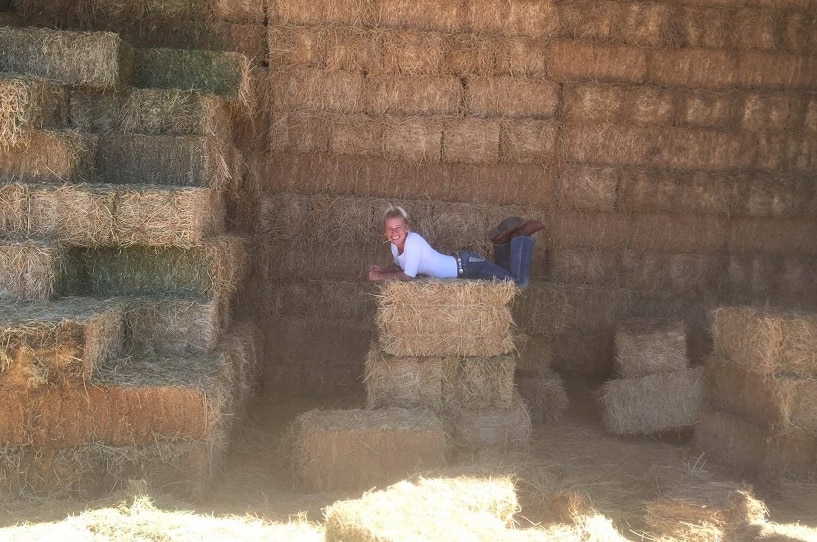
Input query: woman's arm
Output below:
<box><xmin>368</xmin><ymin>264</ymin><xmax>414</xmax><ymax>282</ymax></box>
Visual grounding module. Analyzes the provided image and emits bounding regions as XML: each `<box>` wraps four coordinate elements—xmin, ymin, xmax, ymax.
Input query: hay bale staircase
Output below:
<box><xmin>0</xmin><ymin>23</ymin><xmax>257</xmax><ymax>499</ymax></box>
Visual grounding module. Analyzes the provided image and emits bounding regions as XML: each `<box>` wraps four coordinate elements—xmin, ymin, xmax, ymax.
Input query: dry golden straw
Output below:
<box><xmin>124</xmin><ymin>296</ymin><xmax>222</xmax><ymax>355</ymax></box>
<box><xmin>364</xmin><ymin>342</ymin><xmax>445</xmax><ymax>412</ymax></box>
<box><xmin>614</xmin><ymin>319</ymin><xmax>688</xmax><ymax>378</ymax></box>
<box><xmin>450</xmin><ymin>391</ymin><xmax>532</xmax><ymax>451</ymax></box>
<box><xmin>441</xmin><ymin>354</ymin><xmax>516</xmax><ymax>410</ymax></box>
<box><xmin>0</xmin><ymin>76</ymin><xmax>66</xmax><ymax>150</ymax></box>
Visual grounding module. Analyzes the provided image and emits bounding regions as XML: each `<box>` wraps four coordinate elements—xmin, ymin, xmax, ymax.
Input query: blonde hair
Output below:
<box><xmin>384</xmin><ymin>204</ymin><xmax>410</xmax><ymax>227</ymax></box>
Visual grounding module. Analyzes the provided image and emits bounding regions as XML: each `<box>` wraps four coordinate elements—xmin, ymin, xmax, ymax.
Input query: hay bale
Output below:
<box><xmin>442</xmin><ymin>33</ymin><xmax>499</xmax><ymax>76</ymax></box>
<box><xmin>548</xmin><ymin>41</ymin><xmax>647</xmax><ymax>83</ymax></box>
<box><xmin>679</xmin><ymin>89</ymin><xmax>738</xmax><ymax>128</ymax></box>
<box><xmin>323</xmin><ymin>475</ymin><xmax>518</xmax><ymax>542</ymax></box>
<box><xmin>382</xmin><ymin>116</ymin><xmax>443</xmax><ymax>162</ymax></box>
<box><xmin>619</xmin><ymin>249</ymin><xmax>669</xmax><ymax>291</ymax></box>
<box><xmin>0</xmin><ymin>27</ymin><xmax>132</xmax><ymax>88</ymax></box>
<box><xmin>97</xmin><ymin>135</ymin><xmax>237</xmax><ymax>191</ymax></box>
<box><xmin>645</xmin><ymin>477</ymin><xmax>767</xmax><ymax>542</ymax></box>
<box><xmin>268</xmin><ymin>66</ymin><xmax>363</xmax><ymax>112</ymax></box>
<box><xmin>467</xmin><ymin>77</ymin><xmax>558</xmax><ymax>119</ymax></box>
<box><xmin>677</xmin><ymin>6</ymin><xmax>731</xmax><ymax>49</ymax></box>
<box><xmin>711</xmin><ymin>306</ymin><xmax>817</xmax><ymax>378</ymax></box>
<box><xmin>558</xmin><ymin>1</ymin><xmax>670</xmax><ymax>48</ymax></box>
<box><xmin>675</xmin><ymin>170</ymin><xmax>743</xmax><ymax>215</ymax></box>
<box><xmin>25</xmin><ymin>183</ymin><xmax>117</xmax><ymax>245</ymax></box>
<box><xmin>364</xmin><ymin>343</ymin><xmax>445</xmax><ymax>412</ymax></box>
<box><xmin>0</xmin><ymin>129</ymin><xmax>96</xmax><ymax>182</ymax></box>
<box><xmin>649</xmin><ymin>48</ymin><xmax>738</xmax><ymax>90</ymax></box>
<box><xmin>443</xmin><ymin>118</ymin><xmax>500</xmax><ymax>164</ymax></box>
<box><xmin>377</xmin><ymin>30</ymin><xmax>445</xmax><ymax>75</ymax></box>
<box><xmin>599</xmin><ymin>367</ymin><xmax>704</xmax><ymax>435</ymax></box>
<box><xmin>549</xmin><ymin>249</ymin><xmax>621</xmax><ymax>285</ymax></box>
<box><xmin>265</xmin><ymin>280</ymin><xmax>376</xmax><ymax>321</ymax></box>
<box><xmin>494</xmin><ymin>35</ymin><xmax>548</xmax><ymax>77</ymax></box>
<box><xmin>705</xmin><ymin>355</ymin><xmax>817</xmax><ymax>437</ymax></box>
<box><xmin>0</xmin><ymin>183</ymin><xmax>27</xmax><ymax>233</ymax></box>
<box><xmin>124</xmin><ymin>296</ymin><xmax>221</xmax><ymax>355</ymax></box>
<box><xmin>654</xmin><ymin>127</ymin><xmax>755</xmax><ymax>171</ymax></box>
<box><xmin>70</xmin><ymin>88</ymin><xmax>232</xmax><ymax>139</ymax></box>
<box><xmin>328</xmin><ymin>113</ymin><xmax>385</xmax><ymax>157</ymax></box>
<box><xmin>564</xmin><ymin>123</ymin><xmax>658</xmax><ymax>165</ymax></box>
<box><xmin>324</xmin><ymin>26</ymin><xmax>379</xmax><ymax>72</ymax></box>
<box><xmin>268</xmin><ymin>0</ymin><xmax>374</xmax><ymax>26</ymax></box>
<box><xmin>292</xmin><ymin>407</ymin><xmax>447</xmax><ymax>492</ymax></box>
<box><xmin>268</xmin><ymin>25</ymin><xmax>328</xmax><ymax>68</ymax></box>
<box><xmin>0</xmin><ymin>238</ymin><xmax>83</xmax><ymax>300</ymax></box>
<box><xmin>515</xmin><ymin>370</ymin><xmax>568</xmax><ymax>425</ymax></box>
<box><xmin>270</xmin><ymin>111</ymin><xmax>332</xmax><ymax>154</ymax></box>
<box><xmin>0</xmin><ymin>76</ymin><xmax>66</xmax><ymax>149</ymax></box>
<box><xmin>511</xmin><ymin>282</ymin><xmax>570</xmax><ymax>336</ymax></box>
<box><xmin>516</xmin><ymin>333</ymin><xmax>554</xmax><ymax>374</ymax></box>
<box><xmin>737</xmin><ymin>51</ymin><xmax>817</xmax><ymax>90</ymax></box>
<box><xmin>376</xmin><ymin>280</ymin><xmax>517</xmax><ymax>358</ymax></box>
<box><xmin>364</xmin><ymin>74</ymin><xmax>462</xmax><ymax>116</ymax></box>
<box><xmin>374</xmin><ymin>0</ymin><xmax>462</xmax><ymax>32</ymax></box>
<box><xmin>449</xmin><ymin>390</ymin><xmax>532</xmax><ymax>450</ymax></box>
<box><xmin>500</xmin><ymin>119</ymin><xmax>558</xmax><ymax>165</ymax></box>
<box><xmin>746</xmin><ymin>173</ymin><xmax>796</xmax><ymax>217</ymax></box>
<box><xmin>556</xmin><ymin>165</ymin><xmax>618</xmax><ymax>211</ymax></box>
<box><xmin>617</xmin><ymin>168</ymin><xmax>677</xmax><ymax>213</ymax></box>
<box><xmin>614</xmin><ymin>319</ymin><xmax>688</xmax><ymax>378</ymax></box>
<box><xmin>563</xmin><ymin>82</ymin><xmax>675</xmax><ymax>126</ymax></box>
<box><xmin>740</xmin><ymin>92</ymin><xmax>800</xmax><ymax>133</ymax></box>
<box><xmin>465</xmin><ymin>0</ymin><xmax>560</xmax><ymax>37</ymax></box>
<box><xmin>113</xmin><ymin>185</ymin><xmax>226</xmax><ymax>246</ymax></box>
<box><xmin>133</xmin><ymin>48</ymin><xmax>253</xmax><ymax>108</ymax></box>
<box><xmin>85</xmin><ymin>235</ymin><xmax>247</xmax><ymax>298</ymax></box>
<box><xmin>0</xmin><ymin>297</ymin><xmax>123</xmax><ymax>389</ymax></box>
<box><xmin>442</xmin><ymin>354</ymin><xmax>516</xmax><ymax>410</ymax></box>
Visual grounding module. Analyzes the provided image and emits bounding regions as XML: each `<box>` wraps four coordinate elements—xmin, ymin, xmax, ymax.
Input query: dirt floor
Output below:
<box><xmin>1</xmin><ymin>379</ymin><xmax>816</xmax><ymax>540</ymax></box>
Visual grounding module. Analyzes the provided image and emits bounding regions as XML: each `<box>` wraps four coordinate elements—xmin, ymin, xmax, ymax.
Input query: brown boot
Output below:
<box><xmin>488</xmin><ymin>216</ymin><xmax>525</xmax><ymax>244</ymax></box>
<box><xmin>513</xmin><ymin>219</ymin><xmax>545</xmax><ymax>238</ymax></box>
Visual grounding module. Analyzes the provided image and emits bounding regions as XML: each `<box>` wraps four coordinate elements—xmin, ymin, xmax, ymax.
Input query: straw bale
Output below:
<box><xmin>268</xmin><ymin>66</ymin><xmax>363</xmax><ymax>113</ymax></box>
<box><xmin>737</xmin><ymin>52</ymin><xmax>817</xmax><ymax>90</ymax></box>
<box><xmin>113</xmin><ymin>185</ymin><xmax>225</xmax><ymax>247</ymax></box>
<box><xmin>364</xmin><ymin>343</ymin><xmax>445</xmax><ymax>412</ymax></box>
<box><xmin>679</xmin><ymin>89</ymin><xmax>738</xmax><ymax>128</ymax></box>
<box><xmin>324</xmin><ymin>475</ymin><xmax>518</xmax><ymax>542</ymax></box>
<box><xmin>0</xmin><ymin>297</ymin><xmax>124</xmax><ymax>388</ymax></box>
<box><xmin>441</xmin><ymin>33</ymin><xmax>498</xmax><ymax>76</ymax></box>
<box><xmin>645</xmin><ymin>477</ymin><xmax>767</xmax><ymax>542</ymax></box>
<box><xmin>630</xmin><ymin>213</ymin><xmax>729</xmax><ymax>253</ymax></box>
<box><xmin>0</xmin><ymin>27</ymin><xmax>132</xmax><ymax>88</ymax></box>
<box><xmin>0</xmin><ymin>238</ymin><xmax>82</xmax><ymax>300</ymax></box>
<box><xmin>740</xmin><ymin>92</ymin><xmax>801</xmax><ymax>132</ymax></box>
<box><xmin>443</xmin><ymin>118</ymin><xmax>500</xmax><ymax>164</ymax></box>
<box><xmin>547</xmin><ymin>41</ymin><xmax>646</xmax><ymax>83</ymax></box>
<box><xmin>564</xmin><ymin>123</ymin><xmax>658</xmax><ymax>165</ymax></box>
<box><xmin>70</xmin><ymin>88</ymin><xmax>232</xmax><ymax>139</ymax></box>
<box><xmin>97</xmin><ymin>135</ymin><xmax>236</xmax><ymax>191</ymax></box>
<box><xmin>494</xmin><ymin>36</ymin><xmax>548</xmax><ymax>77</ymax></box>
<box><xmin>467</xmin><ymin>77</ymin><xmax>558</xmax><ymax>119</ymax></box>
<box><xmin>85</xmin><ymin>235</ymin><xmax>246</xmax><ymax>299</ymax></box>
<box><xmin>0</xmin><ymin>183</ymin><xmax>26</xmax><ymax>234</ymax></box>
<box><xmin>617</xmin><ymin>168</ymin><xmax>676</xmax><ymax>213</ymax></box>
<box><xmin>466</xmin><ymin>0</ymin><xmax>560</xmax><ymax>37</ymax></box>
<box><xmin>677</xmin><ymin>6</ymin><xmax>732</xmax><ymax>49</ymax></box>
<box><xmin>0</xmin><ymin>76</ymin><xmax>67</xmax><ymax>149</ymax></box>
<box><xmin>782</xmin><ymin>10</ymin><xmax>817</xmax><ymax>54</ymax></box>
<box><xmin>706</xmin><ymin>355</ymin><xmax>817</xmax><ymax>437</ymax></box>
<box><xmin>756</xmin><ymin>132</ymin><xmax>817</xmax><ymax>172</ymax></box>
<box><xmin>382</xmin><ymin>116</ymin><xmax>443</xmax><ymax>163</ymax></box>
<box><xmin>649</xmin><ymin>48</ymin><xmax>738</xmax><ymax>90</ymax></box>
<box><xmin>559</xmin><ymin>1</ymin><xmax>671</xmax><ymax>48</ymax></box>
<box><xmin>511</xmin><ymin>283</ymin><xmax>569</xmax><ymax>336</ymax></box>
<box><xmin>600</xmin><ymin>367</ymin><xmax>704</xmax><ymax>435</ymax></box>
<box><xmin>776</xmin><ymin>256</ymin><xmax>817</xmax><ymax>301</ymax></box>
<box><xmin>618</xmin><ymin>249</ymin><xmax>668</xmax><ymax>291</ymax></box>
<box><xmin>654</xmin><ymin>127</ymin><xmax>755</xmax><ymax>171</ymax></box>
<box><xmin>268</xmin><ymin>25</ymin><xmax>326</xmax><ymax>68</ymax></box>
<box><xmin>268</xmin><ymin>0</ymin><xmax>374</xmax><ymax>26</ymax></box>
<box><xmin>441</xmin><ymin>355</ymin><xmax>516</xmax><ymax>410</ymax></box>
<box><xmin>675</xmin><ymin>170</ymin><xmax>743</xmax><ymax>216</ymax></box>
<box><xmin>212</xmin><ymin>0</ymin><xmax>265</xmax><ymax>23</ymax></box>
<box><xmin>556</xmin><ymin>164</ymin><xmax>617</xmax><ymax>211</ymax></box>
<box><xmin>614</xmin><ymin>319</ymin><xmax>687</xmax><ymax>379</ymax></box>
<box><xmin>549</xmin><ymin>249</ymin><xmax>619</xmax><ymax>286</ymax></box>
<box><xmin>377</xmin><ymin>30</ymin><xmax>445</xmax><ymax>75</ymax></box>
<box><xmin>375</xmin><ymin>0</ymin><xmax>462</xmax><ymax>32</ymax></box>
<box><xmin>725</xmin><ymin>255</ymin><xmax>776</xmax><ymax>300</ymax></box>
<box><xmin>711</xmin><ymin>306</ymin><xmax>817</xmax><ymax>378</ymax></box>
<box><xmin>364</xmin><ymin>74</ymin><xmax>462</xmax><ymax>116</ymax></box>
<box><xmin>516</xmin><ymin>334</ymin><xmax>554</xmax><ymax>375</ymax></box>
<box><xmin>264</xmin><ymin>280</ymin><xmax>376</xmax><ymax>321</ymax></box>
<box><xmin>450</xmin><ymin>390</ymin><xmax>531</xmax><ymax>450</ymax></box>
<box><xmin>0</xmin><ymin>129</ymin><xmax>96</xmax><ymax>182</ymax></box>
<box><xmin>669</xmin><ymin>253</ymin><xmax>722</xmax><ymax>293</ymax></box>
<box><xmin>292</xmin><ymin>407</ymin><xmax>447</xmax><ymax>492</ymax></box>
<box><xmin>25</xmin><ymin>183</ymin><xmax>117</xmax><ymax>245</ymax></box>
<box><xmin>557</xmin><ymin>1</ymin><xmax>619</xmax><ymax>43</ymax></box>
<box><xmin>515</xmin><ymin>370</ymin><xmax>568</xmax><ymax>425</ymax></box>
<box><xmin>125</xmin><ymin>296</ymin><xmax>221</xmax><ymax>355</ymax></box>
<box><xmin>562</xmin><ymin>83</ymin><xmax>625</xmax><ymax>124</ymax></box>
<box><xmin>746</xmin><ymin>173</ymin><xmax>797</xmax><ymax>218</ymax></box>
<box><xmin>269</xmin><ymin>111</ymin><xmax>330</xmax><ymax>154</ymax></box>
<box><xmin>133</xmin><ymin>48</ymin><xmax>252</xmax><ymax>107</ymax></box>
<box><xmin>376</xmin><ymin>279</ymin><xmax>517</xmax><ymax>358</ymax></box>
<box><xmin>327</xmin><ymin>113</ymin><xmax>385</xmax><ymax>158</ymax></box>
<box><xmin>499</xmin><ymin>119</ymin><xmax>558</xmax><ymax>165</ymax></box>
<box><xmin>257</xmin><ymin>241</ymin><xmax>384</xmax><ymax>281</ymax></box>
<box><xmin>324</xmin><ymin>27</ymin><xmax>380</xmax><ymax>73</ymax></box>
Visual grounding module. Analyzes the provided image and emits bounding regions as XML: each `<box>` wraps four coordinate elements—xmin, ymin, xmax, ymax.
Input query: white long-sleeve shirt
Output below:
<box><xmin>391</xmin><ymin>231</ymin><xmax>458</xmax><ymax>278</ymax></box>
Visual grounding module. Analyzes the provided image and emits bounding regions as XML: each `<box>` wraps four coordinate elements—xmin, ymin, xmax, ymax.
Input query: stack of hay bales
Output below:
<box><xmin>370</xmin><ymin>279</ymin><xmax>532</xmax><ymax>451</ymax></box>
<box><xmin>0</xmin><ymin>25</ymin><xmax>257</xmax><ymax>498</ymax></box>
<box><xmin>600</xmin><ymin>319</ymin><xmax>704</xmax><ymax>435</ymax></box>
<box><xmin>696</xmin><ymin>307</ymin><xmax>817</xmax><ymax>481</ymax></box>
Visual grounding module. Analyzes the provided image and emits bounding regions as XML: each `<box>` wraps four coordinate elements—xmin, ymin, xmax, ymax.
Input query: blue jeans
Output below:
<box><xmin>457</xmin><ymin>236</ymin><xmax>534</xmax><ymax>287</ymax></box>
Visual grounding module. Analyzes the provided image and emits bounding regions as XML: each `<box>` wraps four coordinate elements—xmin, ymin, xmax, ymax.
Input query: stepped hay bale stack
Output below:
<box><xmin>85</xmin><ymin>235</ymin><xmax>247</xmax><ymax>298</ymax></box>
<box><xmin>705</xmin><ymin>355</ymin><xmax>817</xmax><ymax>437</ymax></box>
<box><xmin>0</xmin><ymin>297</ymin><xmax>123</xmax><ymax>389</ymax></box>
<box><xmin>0</xmin><ymin>76</ymin><xmax>66</xmax><ymax>149</ymax></box>
<box><xmin>0</xmin><ymin>239</ymin><xmax>82</xmax><ymax>300</ymax></box>
<box><xmin>441</xmin><ymin>354</ymin><xmax>516</xmax><ymax>410</ymax></box>
<box><xmin>376</xmin><ymin>279</ymin><xmax>517</xmax><ymax>358</ymax></box>
<box><xmin>124</xmin><ymin>296</ymin><xmax>222</xmax><ymax>355</ymax></box>
<box><xmin>600</xmin><ymin>367</ymin><xmax>704</xmax><ymax>435</ymax></box>
<box><xmin>0</xmin><ymin>130</ymin><xmax>96</xmax><ymax>182</ymax></box>
<box><xmin>292</xmin><ymin>407</ymin><xmax>447</xmax><ymax>492</ymax></box>
<box><xmin>364</xmin><ymin>343</ymin><xmax>445</xmax><ymax>412</ymax></box>
<box><xmin>24</xmin><ymin>183</ymin><xmax>116</xmax><ymax>245</ymax></box>
<box><xmin>450</xmin><ymin>391</ymin><xmax>531</xmax><ymax>451</ymax></box>
<box><xmin>614</xmin><ymin>319</ymin><xmax>688</xmax><ymax>378</ymax></box>
<box><xmin>0</xmin><ymin>27</ymin><xmax>133</xmax><ymax>88</ymax></box>
<box><xmin>70</xmin><ymin>88</ymin><xmax>232</xmax><ymax>139</ymax></box>
<box><xmin>514</xmin><ymin>370</ymin><xmax>569</xmax><ymax>425</ymax></box>
<box><xmin>711</xmin><ymin>307</ymin><xmax>817</xmax><ymax>377</ymax></box>
<box><xmin>324</xmin><ymin>475</ymin><xmax>518</xmax><ymax>542</ymax></box>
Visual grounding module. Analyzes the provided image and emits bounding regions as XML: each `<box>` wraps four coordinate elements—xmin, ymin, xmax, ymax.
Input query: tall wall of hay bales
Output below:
<box><xmin>8</xmin><ymin>0</ymin><xmax>817</xmax><ymax>395</ymax></box>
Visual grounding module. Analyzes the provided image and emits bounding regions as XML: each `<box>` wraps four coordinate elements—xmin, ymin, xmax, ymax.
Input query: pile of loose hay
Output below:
<box><xmin>614</xmin><ymin>318</ymin><xmax>688</xmax><ymax>378</ymax></box>
<box><xmin>376</xmin><ymin>279</ymin><xmax>517</xmax><ymax>358</ymax></box>
<box><xmin>323</xmin><ymin>475</ymin><xmax>518</xmax><ymax>542</ymax></box>
<box><xmin>291</xmin><ymin>407</ymin><xmax>448</xmax><ymax>492</ymax></box>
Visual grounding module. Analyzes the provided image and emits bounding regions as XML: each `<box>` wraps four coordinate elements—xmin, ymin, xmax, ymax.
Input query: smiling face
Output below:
<box><xmin>384</xmin><ymin>216</ymin><xmax>409</xmax><ymax>249</ymax></box>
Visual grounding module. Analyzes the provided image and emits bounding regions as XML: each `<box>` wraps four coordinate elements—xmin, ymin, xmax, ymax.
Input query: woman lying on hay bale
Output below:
<box><xmin>368</xmin><ymin>206</ymin><xmax>543</xmax><ymax>287</ymax></box>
